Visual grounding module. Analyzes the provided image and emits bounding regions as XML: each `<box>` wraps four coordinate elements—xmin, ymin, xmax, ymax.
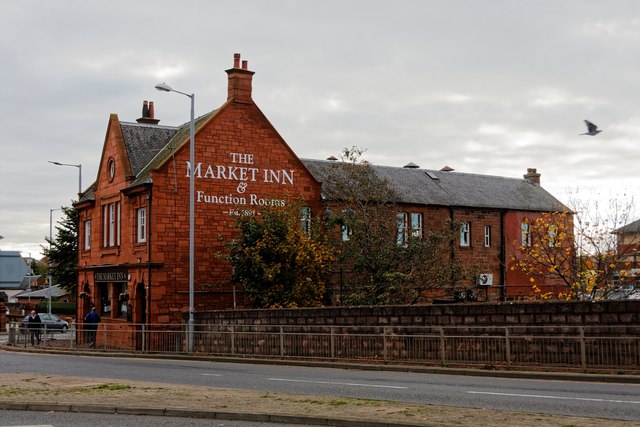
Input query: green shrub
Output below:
<box><xmin>36</xmin><ymin>301</ymin><xmax>76</xmax><ymax>315</ymax></box>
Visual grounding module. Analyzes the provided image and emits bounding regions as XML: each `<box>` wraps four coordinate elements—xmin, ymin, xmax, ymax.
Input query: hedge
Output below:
<box><xmin>36</xmin><ymin>301</ymin><xmax>76</xmax><ymax>315</ymax></box>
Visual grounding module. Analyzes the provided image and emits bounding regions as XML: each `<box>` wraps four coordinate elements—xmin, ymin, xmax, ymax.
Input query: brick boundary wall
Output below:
<box><xmin>195</xmin><ymin>300</ymin><xmax>640</xmax><ymax>330</ymax></box>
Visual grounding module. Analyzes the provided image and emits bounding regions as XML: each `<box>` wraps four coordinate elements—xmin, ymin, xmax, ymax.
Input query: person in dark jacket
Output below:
<box><xmin>27</xmin><ymin>310</ymin><xmax>42</xmax><ymax>345</ymax></box>
<box><xmin>84</xmin><ymin>307</ymin><xmax>101</xmax><ymax>348</ymax></box>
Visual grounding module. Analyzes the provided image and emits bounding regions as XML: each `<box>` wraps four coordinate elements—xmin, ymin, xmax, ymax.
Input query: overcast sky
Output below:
<box><xmin>1</xmin><ymin>1</ymin><xmax>639</xmax><ymax>258</ymax></box>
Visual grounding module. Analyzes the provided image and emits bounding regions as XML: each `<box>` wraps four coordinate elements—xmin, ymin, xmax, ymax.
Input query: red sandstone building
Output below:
<box><xmin>75</xmin><ymin>53</ymin><xmax>569</xmax><ymax>327</ymax></box>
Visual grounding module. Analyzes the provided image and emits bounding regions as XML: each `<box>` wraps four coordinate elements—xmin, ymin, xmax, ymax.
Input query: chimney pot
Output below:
<box><xmin>142</xmin><ymin>100</ymin><xmax>149</xmax><ymax>118</ymax></box>
<box><xmin>136</xmin><ymin>100</ymin><xmax>160</xmax><ymax>125</ymax></box>
<box><xmin>233</xmin><ymin>53</ymin><xmax>241</xmax><ymax>68</ymax></box>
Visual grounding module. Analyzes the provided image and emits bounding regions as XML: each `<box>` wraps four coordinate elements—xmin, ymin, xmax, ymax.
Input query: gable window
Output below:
<box><xmin>136</xmin><ymin>207</ymin><xmax>147</xmax><ymax>243</ymax></box>
<box><xmin>102</xmin><ymin>201</ymin><xmax>121</xmax><ymax>248</ymax></box>
<box><xmin>411</xmin><ymin>213</ymin><xmax>423</xmax><ymax>240</ymax></box>
<box><xmin>521</xmin><ymin>221</ymin><xmax>531</xmax><ymax>247</ymax></box>
<box><xmin>460</xmin><ymin>222</ymin><xmax>470</xmax><ymax>247</ymax></box>
<box><xmin>484</xmin><ymin>225</ymin><xmax>491</xmax><ymax>247</ymax></box>
<box><xmin>84</xmin><ymin>220</ymin><xmax>91</xmax><ymax>250</ymax></box>
<box><xmin>301</xmin><ymin>207</ymin><xmax>311</xmax><ymax>234</ymax></box>
<box><xmin>396</xmin><ymin>212</ymin><xmax>408</xmax><ymax>246</ymax></box>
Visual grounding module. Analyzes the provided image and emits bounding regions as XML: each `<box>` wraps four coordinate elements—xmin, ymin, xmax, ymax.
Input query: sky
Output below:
<box><xmin>1</xmin><ymin>0</ymin><xmax>640</xmax><ymax>259</ymax></box>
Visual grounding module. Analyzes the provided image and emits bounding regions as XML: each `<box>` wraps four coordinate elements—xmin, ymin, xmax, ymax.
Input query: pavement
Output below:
<box><xmin>2</xmin><ymin>341</ymin><xmax>640</xmax><ymax>426</ymax></box>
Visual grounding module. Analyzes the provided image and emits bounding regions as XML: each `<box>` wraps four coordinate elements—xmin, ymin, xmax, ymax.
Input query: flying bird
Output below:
<box><xmin>581</xmin><ymin>120</ymin><xmax>602</xmax><ymax>136</ymax></box>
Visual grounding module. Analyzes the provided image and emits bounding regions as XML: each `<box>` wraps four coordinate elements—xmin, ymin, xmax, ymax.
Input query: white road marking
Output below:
<box><xmin>201</xmin><ymin>373</ymin><xmax>222</xmax><ymax>376</ymax></box>
<box><xmin>467</xmin><ymin>390</ymin><xmax>640</xmax><ymax>404</ymax></box>
<box><xmin>269</xmin><ymin>378</ymin><xmax>407</xmax><ymax>389</ymax></box>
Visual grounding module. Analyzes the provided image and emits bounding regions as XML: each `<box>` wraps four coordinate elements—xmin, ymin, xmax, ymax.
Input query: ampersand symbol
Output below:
<box><xmin>237</xmin><ymin>182</ymin><xmax>248</xmax><ymax>193</ymax></box>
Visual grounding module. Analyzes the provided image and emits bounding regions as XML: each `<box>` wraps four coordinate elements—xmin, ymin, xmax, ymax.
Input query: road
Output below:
<box><xmin>0</xmin><ymin>409</ymin><xmax>309</xmax><ymax>427</ymax></box>
<box><xmin>1</xmin><ymin>351</ymin><xmax>639</xmax><ymax>422</ymax></box>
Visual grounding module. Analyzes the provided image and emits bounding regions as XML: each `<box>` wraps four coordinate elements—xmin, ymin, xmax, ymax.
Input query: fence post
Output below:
<box><xmin>102</xmin><ymin>324</ymin><xmax>107</xmax><ymax>350</ymax></box>
<box><xmin>580</xmin><ymin>326</ymin><xmax>586</xmax><ymax>371</ymax></box>
<box><xmin>230</xmin><ymin>325</ymin><xmax>235</xmax><ymax>355</ymax></box>
<box><xmin>439</xmin><ymin>327</ymin><xmax>445</xmax><ymax>366</ymax></box>
<box><xmin>505</xmin><ymin>327</ymin><xmax>511</xmax><ymax>368</ymax></box>
<box><xmin>383</xmin><ymin>326</ymin><xmax>388</xmax><ymax>362</ymax></box>
<box><xmin>279</xmin><ymin>326</ymin><xmax>285</xmax><ymax>357</ymax></box>
<box><xmin>141</xmin><ymin>324</ymin><xmax>146</xmax><ymax>353</ymax></box>
<box><xmin>330</xmin><ymin>327</ymin><xmax>335</xmax><ymax>359</ymax></box>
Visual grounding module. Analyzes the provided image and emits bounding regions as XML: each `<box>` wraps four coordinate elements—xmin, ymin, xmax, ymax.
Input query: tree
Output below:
<box><xmin>225</xmin><ymin>202</ymin><xmax>336</xmax><ymax>308</ymax></box>
<box><xmin>324</xmin><ymin>147</ymin><xmax>478</xmax><ymax>305</ymax></box>
<box><xmin>42</xmin><ymin>205</ymin><xmax>78</xmax><ymax>297</ymax></box>
<box><xmin>511</xmin><ymin>192</ymin><xmax>639</xmax><ymax>300</ymax></box>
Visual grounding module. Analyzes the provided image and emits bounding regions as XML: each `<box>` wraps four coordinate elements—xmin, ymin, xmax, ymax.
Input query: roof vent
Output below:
<box><xmin>440</xmin><ymin>165</ymin><xmax>454</xmax><ymax>172</ymax></box>
<box><xmin>426</xmin><ymin>171</ymin><xmax>439</xmax><ymax>180</ymax></box>
<box><xmin>403</xmin><ymin>162</ymin><xmax>420</xmax><ymax>169</ymax></box>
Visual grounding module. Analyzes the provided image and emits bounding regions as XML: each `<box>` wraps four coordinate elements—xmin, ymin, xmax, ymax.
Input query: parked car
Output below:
<box><xmin>19</xmin><ymin>313</ymin><xmax>69</xmax><ymax>333</ymax></box>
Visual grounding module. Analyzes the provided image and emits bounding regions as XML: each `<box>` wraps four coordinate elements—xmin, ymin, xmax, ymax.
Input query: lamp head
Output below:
<box><xmin>155</xmin><ymin>82</ymin><xmax>172</xmax><ymax>92</ymax></box>
<box><xmin>48</xmin><ymin>161</ymin><xmax>62</xmax><ymax>166</ymax></box>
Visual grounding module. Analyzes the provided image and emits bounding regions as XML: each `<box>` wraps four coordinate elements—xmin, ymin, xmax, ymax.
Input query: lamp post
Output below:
<box><xmin>49</xmin><ymin>208</ymin><xmax>62</xmax><ymax>314</ymax></box>
<box><xmin>48</xmin><ymin>161</ymin><xmax>82</xmax><ymax>195</ymax></box>
<box><xmin>155</xmin><ymin>82</ymin><xmax>195</xmax><ymax>354</ymax></box>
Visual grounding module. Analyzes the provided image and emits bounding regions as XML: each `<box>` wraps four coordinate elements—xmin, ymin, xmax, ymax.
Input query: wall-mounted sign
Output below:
<box><xmin>187</xmin><ymin>152</ymin><xmax>294</xmax><ymax>212</ymax></box>
<box><xmin>94</xmin><ymin>271</ymin><xmax>128</xmax><ymax>283</ymax></box>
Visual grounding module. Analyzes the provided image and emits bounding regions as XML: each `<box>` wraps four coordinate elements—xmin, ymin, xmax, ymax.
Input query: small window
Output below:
<box><xmin>341</xmin><ymin>225</ymin><xmax>351</xmax><ymax>241</ymax></box>
<box><xmin>548</xmin><ymin>223</ymin><xmax>558</xmax><ymax>247</ymax></box>
<box><xmin>301</xmin><ymin>207</ymin><xmax>311</xmax><ymax>234</ymax></box>
<box><xmin>460</xmin><ymin>222</ymin><xmax>470</xmax><ymax>247</ymax></box>
<box><xmin>521</xmin><ymin>222</ymin><xmax>531</xmax><ymax>247</ymax></box>
<box><xmin>137</xmin><ymin>207</ymin><xmax>147</xmax><ymax>243</ymax></box>
<box><xmin>411</xmin><ymin>213</ymin><xmax>423</xmax><ymax>240</ymax></box>
<box><xmin>484</xmin><ymin>225</ymin><xmax>491</xmax><ymax>247</ymax></box>
<box><xmin>84</xmin><ymin>220</ymin><xmax>91</xmax><ymax>250</ymax></box>
<box><xmin>396</xmin><ymin>212</ymin><xmax>408</xmax><ymax>246</ymax></box>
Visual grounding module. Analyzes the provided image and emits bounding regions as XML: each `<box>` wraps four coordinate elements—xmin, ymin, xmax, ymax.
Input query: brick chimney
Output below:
<box><xmin>136</xmin><ymin>100</ymin><xmax>160</xmax><ymax>125</ymax></box>
<box><xmin>225</xmin><ymin>53</ymin><xmax>255</xmax><ymax>104</ymax></box>
<box><xmin>523</xmin><ymin>168</ymin><xmax>541</xmax><ymax>185</ymax></box>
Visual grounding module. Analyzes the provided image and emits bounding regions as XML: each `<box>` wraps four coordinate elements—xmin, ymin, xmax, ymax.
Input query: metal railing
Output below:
<box><xmin>9</xmin><ymin>323</ymin><xmax>640</xmax><ymax>372</ymax></box>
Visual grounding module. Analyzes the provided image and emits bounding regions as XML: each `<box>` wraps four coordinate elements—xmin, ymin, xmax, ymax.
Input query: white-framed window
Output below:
<box><xmin>521</xmin><ymin>221</ymin><xmax>531</xmax><ymax>247</ymax></box>
<box><xmin>484</xmin><ymin>225</ymin><xmax>491</xmax><ymax>247</ymax></box>
<box><xmin>411</xmin><ymin>213</ymin><xmax>423</xmax><ymax>240</ymax></box>
<box><xmin>137</xmin><ymin>207</ymin><xmax>147</xmax><ymax>243</ymax></box>
<box><xmin>460</xmin><ymin>222</ymin><xmax>470</xmax><ymax>247</ymax></box>
<box><xmin>396</xmin><ymin>212</ymin><xmax>408</xmax><ymax>246</ymax></box>
<box><xmin>301</xmin><ymin>207</ymin><xmax>311</xmax><ymax>234</ymax></box>
<box><xmin>102</xmin><ymin>201</ymin><xmax>121</xmax><ymax>248</ymax></box>
<box><xmin>84</xmin><ymin>220</ymin><xmax>91</xmax><ymax>250</ymax></box>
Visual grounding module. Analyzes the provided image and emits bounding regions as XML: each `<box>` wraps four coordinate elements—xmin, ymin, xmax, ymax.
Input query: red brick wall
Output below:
<box><xmin>77</xmin><ymin>96</ymin><xmax>324</xmax><ymax>325</ymax></box>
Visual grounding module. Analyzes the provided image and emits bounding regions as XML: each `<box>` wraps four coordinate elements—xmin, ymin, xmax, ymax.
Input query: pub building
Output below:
<box><xmin>75</xmin><ymin>53</ymin><xmax>568</xmax><ymax>329</ymax></box>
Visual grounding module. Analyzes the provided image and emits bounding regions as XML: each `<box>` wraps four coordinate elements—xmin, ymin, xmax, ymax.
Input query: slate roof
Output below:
<box><xmin>120</xmin><ymin>122</ymin><xmax>180</xmax><ymax>177</ymax></box>
<box><xmin>15</xmin><ymin>284</ymin><xmax>67</xmax><ymax>299</ymax></box>
<box><xmin>80</xmin><ymin>110</ymin><xmax>567</xmax><ymax>213</ymax></box>
<box><xmin>301</xmin><ymin>159</ymin><xmax>568</xmax><ymax>212</ymax></box>
<box><xmin>614</xmin><ymin>218</ymin><xmax>640</xmax><ymax>234</ymax></box>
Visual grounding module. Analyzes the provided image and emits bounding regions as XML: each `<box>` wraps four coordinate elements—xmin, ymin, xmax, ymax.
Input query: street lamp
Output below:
<box><xmin>48</xmin><ymin>161</ymin><xmax>82</xmax><ymax>195</ymax></box>
<box><xmin>49</xmin><ymin>208</ymin><xmax>62</xmax><ymax>314</ymax></box>
<box><xmin>155</xmin><ymin>82</ymin><xmax>195</xmax><ymax>354</ymax></box>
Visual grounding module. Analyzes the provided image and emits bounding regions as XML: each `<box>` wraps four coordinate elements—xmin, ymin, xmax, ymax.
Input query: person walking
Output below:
<box><xmin>27</xmin><ymin>310</ymin><xmax>42</xmax><ymax>345</ymax></box>
<box><xmin>84</xmin><ymin>307</ymin><xmax>101</xmax><ymax>348</ymax></box>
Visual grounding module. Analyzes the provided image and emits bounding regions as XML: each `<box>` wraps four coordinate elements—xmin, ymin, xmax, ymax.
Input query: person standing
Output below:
<box><xmin>84</xmin><ymin>307</ymin><xmax>101</xmax><ymax>348</ymax></box>
<box><xmin>27</xmin><ymin>310</ymin><xmax>42</xmax><ymax>345</ymax></box>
